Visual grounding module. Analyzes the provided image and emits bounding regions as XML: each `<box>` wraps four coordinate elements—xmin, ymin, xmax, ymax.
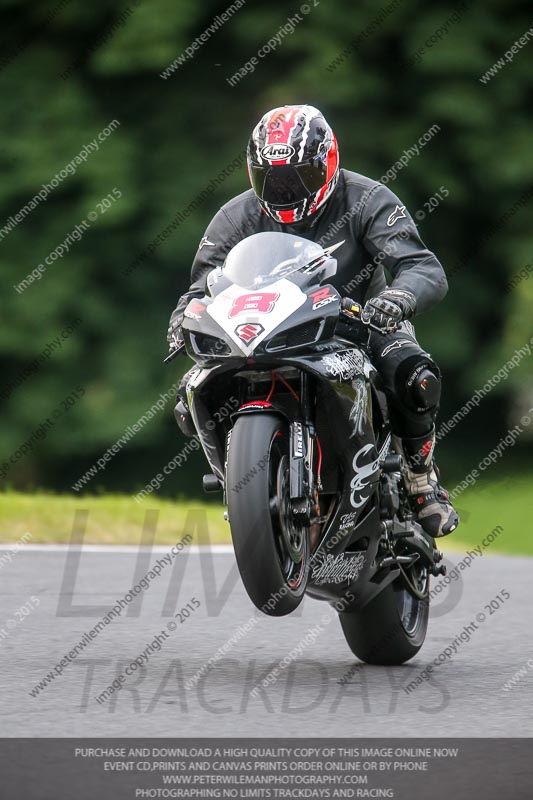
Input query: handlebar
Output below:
<box><xmin>340</xmin><ymin>298</ymin><xmax>363</xmax><ymax>319</ymax></box>
<box><xmin>163</xmin><ymin>341</ymin><xmax>186</xmax><ymax>364</ymax></box>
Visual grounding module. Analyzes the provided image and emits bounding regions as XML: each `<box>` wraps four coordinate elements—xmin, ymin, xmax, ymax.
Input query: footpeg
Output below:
<box><xmin>203</xmin><ymin>474</ymin><xmax>221</xmax><ymax>492</ymax></box>
<box><xmin>379</xmin><ymin>553</ymin><xmax>420</xmax><ymax>569</ymax></box>
<box><xmin>382</xmin><ymin>453</ymin><xmax>403</xmax><ymax>473</ymax></box>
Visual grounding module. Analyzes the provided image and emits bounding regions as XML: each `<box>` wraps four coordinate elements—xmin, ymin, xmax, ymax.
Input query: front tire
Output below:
<box><xmin>226</xmin><ymin>414</ymin><xmax>309</xmax><ymax>616</ymax></box>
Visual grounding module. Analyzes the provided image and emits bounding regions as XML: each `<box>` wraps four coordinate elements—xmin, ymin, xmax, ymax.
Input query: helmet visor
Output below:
<box><xmin>251</xmin><ymin>162</ymin><xmax>327</xmax><ymax>209</ymax></box>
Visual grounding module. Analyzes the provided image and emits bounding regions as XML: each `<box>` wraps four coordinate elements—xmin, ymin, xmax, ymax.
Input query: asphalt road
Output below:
<box><xmin>1</xmin><ymin>544</ymin><xmax>531</xmax><ymax>737</ymax></box>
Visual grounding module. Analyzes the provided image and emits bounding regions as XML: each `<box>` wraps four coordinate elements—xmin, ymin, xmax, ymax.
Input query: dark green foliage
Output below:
<box><xmin>1</xmin><ymin>0</ymin><xmax>531</xmax><ymax>494</ymax></box>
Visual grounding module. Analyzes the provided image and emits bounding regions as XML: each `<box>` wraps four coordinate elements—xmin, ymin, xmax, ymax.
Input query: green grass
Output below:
<box><xmin>448</xmin><ymin>474</ymin><xmax>531</xmax><ymax>556</ymax></box>
<box><xmin>0</xmin><ymin>492</ymin><xmax>230</xmax><ymax>546</ymax></box>
<box><xmin>0</xmin><ymin>475</ymin><xmax>530</xmax><ymax>555</ymax></box>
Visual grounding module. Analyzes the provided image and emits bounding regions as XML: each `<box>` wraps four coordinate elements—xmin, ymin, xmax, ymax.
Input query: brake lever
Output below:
<box><xmin>163</xmin><ymin>342</ymin><xmax>186</xmax><ymax>364</ymax></box>
<box><xmin>365</xmin><ymin>316</ymin><xmax>399</xmax><ymax>334</ymax></box>
<box><xmin>340</xmin><ymin>298</ymin><xmax>398</xmax><ymax>334</ymax></box>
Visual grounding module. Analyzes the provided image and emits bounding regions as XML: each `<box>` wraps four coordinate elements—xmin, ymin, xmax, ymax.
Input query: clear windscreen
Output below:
<box><xmin>222</xmin><ymin>231</ymin><xmax>338</xmax><ymax>290</ymax></box>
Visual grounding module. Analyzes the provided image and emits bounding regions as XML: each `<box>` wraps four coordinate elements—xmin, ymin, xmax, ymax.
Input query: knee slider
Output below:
<box><xmin>407</xmin><ymin>365</ymin><xmax>441</xmax><ymax>411</ymax></box>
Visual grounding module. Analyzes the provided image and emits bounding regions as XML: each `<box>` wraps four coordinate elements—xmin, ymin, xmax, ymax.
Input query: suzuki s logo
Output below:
<box><xmin>235</xmin><ymin>323</ymin><xmax>264</xmax><ymax>343</ymax></box>
<box><xmin>261</xmin><ymin>143</ymin><xmax>295</xmax><ymax>162</ymax></box>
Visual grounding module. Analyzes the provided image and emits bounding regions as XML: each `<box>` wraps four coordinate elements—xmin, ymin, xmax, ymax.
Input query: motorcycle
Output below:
<box><xmin>166</xmin><ymin>231</ymin><xmax>446</xmax><ymax>665</ymax></box>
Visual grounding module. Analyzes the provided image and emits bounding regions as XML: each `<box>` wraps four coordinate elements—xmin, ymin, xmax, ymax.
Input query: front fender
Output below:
<box><xmin>231</xmin><ymin>400</ymin><xmax>290</xmax><ymax>423</ymax></box>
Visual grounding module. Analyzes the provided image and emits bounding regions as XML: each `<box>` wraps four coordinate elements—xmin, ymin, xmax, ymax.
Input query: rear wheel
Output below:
<box><xmin>226</xmin><ymin>414</ymin><xmax>309</xmax><ymax>616</ymax></box>
<box><xmin>338</xmin><ymin>563</ymin><xmax>429</xmax><ymax>664</ymax></box>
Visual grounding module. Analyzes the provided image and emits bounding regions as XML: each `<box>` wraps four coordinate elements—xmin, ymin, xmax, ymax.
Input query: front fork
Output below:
<box><xmin>289</xmin><ymin>373</ymin><xmax>320</xmax><ymax>524</ymax></box>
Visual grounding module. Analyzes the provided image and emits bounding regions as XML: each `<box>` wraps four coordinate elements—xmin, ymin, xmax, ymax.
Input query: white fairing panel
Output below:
<box><xmin>206</xmin><ymin>278</ymin><xmax>307</xmax><ymax>355</ymax></box>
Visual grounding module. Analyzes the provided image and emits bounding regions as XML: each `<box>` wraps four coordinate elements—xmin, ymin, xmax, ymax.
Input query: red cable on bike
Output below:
<box><xmin>276</xmin><ymin>373</ymin><xmax>300</xmax><ymax>401</ymax></box>
<box><xmin>265</xmin><ymin>372</ymin><xmax>300</xmax><ymax>402</ymax></box>
<box><xmin>316</xmin><ymin>435</ymin><xmax>323</xmax><ymax>479</ymax></box>
<box><xmin>266</xmin><ymin>373</ymin><xmax>276</xmax><ymax>402</ymax></box>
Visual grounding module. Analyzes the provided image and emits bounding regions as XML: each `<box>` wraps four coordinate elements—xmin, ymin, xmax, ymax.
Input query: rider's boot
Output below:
<box><xmin>394</xmin><ymin>429</ymin><xmax>460</xmax><ymax>538</ymax></box>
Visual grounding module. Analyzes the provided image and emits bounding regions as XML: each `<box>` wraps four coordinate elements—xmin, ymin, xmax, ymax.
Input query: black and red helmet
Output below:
<box><xmin>247</xmin><ymin>104</ymin><xmax>340</xmax><ymax>224</ymax></box>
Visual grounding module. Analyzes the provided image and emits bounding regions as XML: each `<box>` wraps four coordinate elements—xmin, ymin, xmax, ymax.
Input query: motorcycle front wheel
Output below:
<box><xmin>226</xmin><ymin>414</ymin><xmax>309</xmax><ymax>616</ymax></box>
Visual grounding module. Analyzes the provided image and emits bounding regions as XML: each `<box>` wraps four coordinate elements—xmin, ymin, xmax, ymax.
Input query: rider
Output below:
<box><xmin>167</xmin><ymin>104</ymin><xmax>459</xmax><ymax>538</ymax></box>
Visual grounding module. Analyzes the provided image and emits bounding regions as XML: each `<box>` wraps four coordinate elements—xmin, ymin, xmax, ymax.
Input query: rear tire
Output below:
<box><xmin>339</xmin><ymin>568</ymin><xmax>429</xmax><ymax>665</ymax></box>
<box><xmin>226</xmin><ymin>414</ymin><xmax>309</xmax><ymax>616</ymax></box>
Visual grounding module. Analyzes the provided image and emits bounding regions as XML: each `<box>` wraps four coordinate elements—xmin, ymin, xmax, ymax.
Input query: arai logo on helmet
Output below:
<box><xmin>261</xmin><ymin>143</ymin><xmax>295</xmax><ymax>162</ymax></box>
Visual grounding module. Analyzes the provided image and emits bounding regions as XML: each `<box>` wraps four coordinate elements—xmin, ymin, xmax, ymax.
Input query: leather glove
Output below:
<box><xmin>363</xmin><ymin>289</ymin><xmax>417</xmax><ymax>332</ymax></box>
<box><xmin>167</xmin><ymin>315</ymin><xmax>184</xmax><ymax>351</ymax></box>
